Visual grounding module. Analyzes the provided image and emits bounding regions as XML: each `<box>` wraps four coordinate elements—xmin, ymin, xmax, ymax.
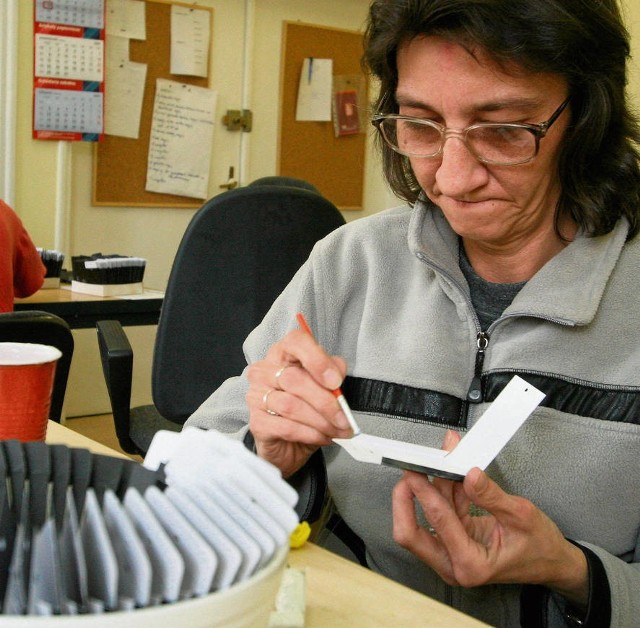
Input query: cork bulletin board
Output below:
<box><xmin>92</xmin><ymin>0</ymin><xmax>213</xmax><ymax>207</ymax></box>
<box><xmin>279</xmin><ymin>22</ymin><xmax>368</xmax><ymax>210</ymax></box>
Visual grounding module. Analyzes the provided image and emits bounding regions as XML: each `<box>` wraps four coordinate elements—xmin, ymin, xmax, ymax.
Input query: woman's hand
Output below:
<box><xmin>392</xmin><ymin>431</ymin><xmax>589</xmax><ymax>606</ymax></box>
<box><xmin>246</xmin><ymin>327</ymin><xmax>354</xmax><ymax>478</ymax></box>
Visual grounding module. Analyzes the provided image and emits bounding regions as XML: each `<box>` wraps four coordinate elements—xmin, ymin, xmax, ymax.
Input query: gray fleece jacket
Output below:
<box><xmin>186</xmin><ymin>200</ymin><xmax>640</xmax><ymax>627</ymax></box>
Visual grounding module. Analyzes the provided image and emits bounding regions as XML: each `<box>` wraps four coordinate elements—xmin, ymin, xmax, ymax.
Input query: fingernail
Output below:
<box><xmin>323</xmin><ymin>368</ymin><xmax>342</xmax><ymax>390</ymax></box>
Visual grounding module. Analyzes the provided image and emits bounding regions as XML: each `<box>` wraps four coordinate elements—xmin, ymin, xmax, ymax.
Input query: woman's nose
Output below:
<box><xmin>434</xmin><ymin>135</ymin><xmax>488</xmax><ymax>197</ymax></box>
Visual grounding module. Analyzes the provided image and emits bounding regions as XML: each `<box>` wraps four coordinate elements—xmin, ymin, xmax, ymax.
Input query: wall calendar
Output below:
<box><xmin>33</xmin><ymin>0</ymin><xmax>105</xmax><ymax>141</ymax></box>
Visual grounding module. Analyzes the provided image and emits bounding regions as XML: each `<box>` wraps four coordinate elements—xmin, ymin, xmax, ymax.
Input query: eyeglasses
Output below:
<box><xmin>371</xmin><ymin>97</ymin><xmax>570</xmax><ymax>166</ymax></box>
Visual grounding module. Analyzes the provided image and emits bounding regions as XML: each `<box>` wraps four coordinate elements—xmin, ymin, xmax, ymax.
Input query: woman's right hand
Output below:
<box><xmin>246</xmin><ymin>327</ymin><xmax>354</xmax><ymax>477</ymax></box>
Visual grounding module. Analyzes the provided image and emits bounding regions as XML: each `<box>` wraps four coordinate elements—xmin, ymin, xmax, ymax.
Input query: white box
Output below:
<box><xmin>70</xmin><ymin>281</ymin><xmax>144</xmax><ymax>297</ymax></box>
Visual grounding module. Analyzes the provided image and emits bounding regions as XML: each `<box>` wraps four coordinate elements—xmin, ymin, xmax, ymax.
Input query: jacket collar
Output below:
<box><xmin>408</xmin><ymin>198</ymin><xmax>629</xmax><ymax>326</ymax></box>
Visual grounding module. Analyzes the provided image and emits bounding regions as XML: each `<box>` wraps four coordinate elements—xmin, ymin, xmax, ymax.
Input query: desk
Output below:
<box><xmin>14</xmin><ymin>287</ymin><xmax>164</xmax><ymax>329</ymax></box>
<box><xmin>45</xmin><ymin>422</ymin><xmax>488</xmax><ymax>627</ymax></box>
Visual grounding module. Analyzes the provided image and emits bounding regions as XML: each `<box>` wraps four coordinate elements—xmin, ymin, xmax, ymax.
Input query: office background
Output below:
<box><xmin>2</xmin><ymin>0</ymin><xmax>640</xmax><ymax>417</ymax></box>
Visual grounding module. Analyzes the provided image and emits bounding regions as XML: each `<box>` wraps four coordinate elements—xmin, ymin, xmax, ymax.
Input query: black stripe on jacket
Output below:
<box><xmin>342</xmin><ymin>372</ymin><xmax>640</xmax><ymax>428</ymax></box>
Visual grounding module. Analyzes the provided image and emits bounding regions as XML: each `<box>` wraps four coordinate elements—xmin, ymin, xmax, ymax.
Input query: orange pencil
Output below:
<box><xmin>296</xmin><ymin>312</ymin><xmax>361</xmax><ymax>436</ymax></box>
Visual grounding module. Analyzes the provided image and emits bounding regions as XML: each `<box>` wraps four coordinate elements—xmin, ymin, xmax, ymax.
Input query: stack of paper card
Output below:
<box><xmin>70</xmin><ymin>255</ymin><xmax>147</xmax><ymax>296</ymax></box>
<box><xmin>0</xmin><ymin>429</ymin><xmax>299</xmax><ymax>617</ymax></box>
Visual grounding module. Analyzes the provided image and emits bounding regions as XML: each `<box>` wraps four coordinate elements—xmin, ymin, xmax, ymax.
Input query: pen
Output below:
<box><xmin>296</xmin><ymin>312</ymin><xmax>361</xmax><ymax>436</ymax></box>
<box><xmin>307</xmin><ymin>57</ymin><xmax>313</xmax><ymax>84</ymax></box>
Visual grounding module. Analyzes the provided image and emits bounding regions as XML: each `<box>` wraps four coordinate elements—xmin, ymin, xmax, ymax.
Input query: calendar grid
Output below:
<box><xmin>33</xmin><ymin>0</ymin><xmax>106</xmax><ymax>142</ymax></box>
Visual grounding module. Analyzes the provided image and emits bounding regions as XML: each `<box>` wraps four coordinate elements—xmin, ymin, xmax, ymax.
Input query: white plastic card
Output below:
<box><xmin>102</xmin><ymin>490</ymin><xmax>152</xmax><ymax>608</ymax></box>
<box><xmin>145</xmin><ymin>428</ymin><xmax>299</xmax><ymax>508</ymax></box>
<box><xmin>142</xmin><ymin>430</ymin><xmax>181</xmax><ymax>473</ymax></box>
<box><xmin>122</xmin><ymin>487</ymin><xmax>184</xmax><ymax>604</ymax></box>
<box><xmin>152</xmin><ymin>430</ymin><xmax>299</xmax><ymax>533</ymax></box>
<box><xmin>165</xmin><ymin>487</ymin><xmax>241</xmax><ymax>590</ymax></box>
<box><xmin>58</xmin><ymin>486</ymin><xmax>88</xmax><ymax>610</ymax></box>
<box><xmin>202</xmin><ymin>482</ymin><xmax>276</xmax><ymax>569</ymax></box>
<box><xmin>27</xmin><ymin>518</ymin><xmax>62</xmax><ymax>615</ymax></box>
<box><xmin>79</xmin><ymin>489</ymin><xmax>118</xmax><ymax>610</ymax></box>
<box><xmin>334</xmin><ymin>375</ymin><xmax>545</xmax><ymax>481</ymax></box>
<box><xmin>224</xmin><ymin>471</ymin><xmax>298</xmax><ymax>535</ymax></box>
<box><xmin>182</xmin><ymin>483</ymin><xmax>262</xmax><ymax>583</ymax></box>
<box><xmin>144</xmin><ymin>486</ymin><xmax>217</xmax><ymax>598</ymax></box>
<box><xmin>216</xmin><ymin>480</ymin><xmax>288</xmax><ymax>547</ymax></box>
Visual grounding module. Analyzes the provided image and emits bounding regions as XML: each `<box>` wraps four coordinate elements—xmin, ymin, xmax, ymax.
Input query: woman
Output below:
<box><xmin>0</xmin><ymin>200</ymin><xmax>45</xmax><ymax>312</ymax></box>
<box><xmin>187</xmin><ymin>1</ymin><xmax>640</xmax><ymax>625</ymax></box>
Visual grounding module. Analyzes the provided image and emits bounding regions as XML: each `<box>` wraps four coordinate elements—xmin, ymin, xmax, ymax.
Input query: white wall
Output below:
<box><xmin>624</xmin><ymin>0</ymin><xmax>640</xmax><ymax>107</ymax></box>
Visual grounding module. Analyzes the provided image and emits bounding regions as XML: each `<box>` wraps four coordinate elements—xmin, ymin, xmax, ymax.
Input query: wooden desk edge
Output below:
<box><xmin>46</xmin><ymin>420</ymin><xmax>131</xmax><ymax>458</ymax></box>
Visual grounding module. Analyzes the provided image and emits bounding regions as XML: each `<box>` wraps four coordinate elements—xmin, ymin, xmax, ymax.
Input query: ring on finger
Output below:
<box><xmin>274</xmin><ymin>365</ymin><xmax>291</xmax><ymax>391</ymax></box>
<box><xmin>262</xmin><ymin>388</ymin><xmax>280</xmax><ymax>416</ymax></box>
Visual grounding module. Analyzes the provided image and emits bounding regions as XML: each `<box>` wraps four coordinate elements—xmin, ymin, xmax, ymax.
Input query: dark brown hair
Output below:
<box><xmin>364</xmin><ymin>0</ymin><xmax>640</xmax><ymax>238</ymax></box>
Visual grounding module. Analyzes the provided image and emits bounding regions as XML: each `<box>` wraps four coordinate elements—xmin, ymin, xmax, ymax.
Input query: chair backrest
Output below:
<box><xmin>152</xmin><ymin>184</ymin><xmax>346</xmax><ymax>423</ymax></box>
<box><xmin>248</xmin><ymin>176</ymin><xmax>320</xmax><ymax>193</ymax></box>
<box><xmin>0</xmin><ymin>310</ymin><xmax>74</xmax><ymax>422</ymax></box>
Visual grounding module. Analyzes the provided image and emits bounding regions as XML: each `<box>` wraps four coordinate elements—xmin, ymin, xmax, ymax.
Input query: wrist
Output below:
<box><xmin>547</xmin><ymin>539</ymin><xmax>589</xmax><ymax>608</ymax></box>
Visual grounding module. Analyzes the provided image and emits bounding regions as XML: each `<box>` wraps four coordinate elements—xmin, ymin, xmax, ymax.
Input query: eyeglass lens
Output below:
<box><xmin>379</xmin><ymin>118</ymin><xmax>537</xmax><ymax>164</ymax></box>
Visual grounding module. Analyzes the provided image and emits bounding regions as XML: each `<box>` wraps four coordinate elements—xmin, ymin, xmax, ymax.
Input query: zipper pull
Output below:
<box><xmin>467</xmin><ymin>331</ymin><xmax>489</xmax><ymax>403</ymax></box>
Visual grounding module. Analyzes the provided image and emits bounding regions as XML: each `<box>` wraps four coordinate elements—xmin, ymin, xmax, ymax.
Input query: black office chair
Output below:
<box><xmin>248</xmin><ymin>175</ymin><xmax>320</xmax><ymax>193</ymax></box>
<box><xmin>0</xmin><ymin>310</ymin><xmax>74</xmax><ymax>422</ymax></box>
<box><xmin>96</xmin><ymin>181</ymin><xmax>346</xmax><ymax>457</ymax></box>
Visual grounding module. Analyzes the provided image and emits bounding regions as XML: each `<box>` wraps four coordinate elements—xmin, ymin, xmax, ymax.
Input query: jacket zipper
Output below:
<box><xmin>466</xmin><ymin>330</ymin><xmax>489</xmax><ymax>403</ymax></box>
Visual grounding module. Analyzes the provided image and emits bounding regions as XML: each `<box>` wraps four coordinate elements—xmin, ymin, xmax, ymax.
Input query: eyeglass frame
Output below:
<box><xmin>371</xmin><ymin>96</ymin><xmax>571</xmax><ymax>166</ymax></box>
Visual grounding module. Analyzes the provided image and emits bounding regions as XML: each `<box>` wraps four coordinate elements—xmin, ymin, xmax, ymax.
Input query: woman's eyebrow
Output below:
<box><xmin>395</xmin><ymin>94</ymin><xmax>544</xmax><ymax>115</ymax></box>
<box><xmin>474</xmin><ymin>97</ymin><xmax>543</xmax><ymax>113</ymax></box>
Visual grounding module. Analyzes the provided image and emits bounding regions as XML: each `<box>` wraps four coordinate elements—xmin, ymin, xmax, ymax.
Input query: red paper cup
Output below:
<box><xmin>0</xmin><ymin>342</ymin><xmax>62</xmax><ymax>441</ymax></box>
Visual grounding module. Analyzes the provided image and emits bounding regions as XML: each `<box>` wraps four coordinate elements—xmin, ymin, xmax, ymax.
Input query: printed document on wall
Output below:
<box><xmin>145</xmin><ymin>79</ymin><xmax>217</xmax><ymax>199</ymax></box>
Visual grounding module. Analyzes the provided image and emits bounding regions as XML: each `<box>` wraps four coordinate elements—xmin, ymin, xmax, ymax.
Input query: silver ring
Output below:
<box><xmin>274</xmin><ymin>365</ymin><xmax>290</xmax><ymax>390</ymax></box>
<box><xmin>262</xmin><ymin>388</ymin><xmax>279</xmax><ymax>416</ymax></box>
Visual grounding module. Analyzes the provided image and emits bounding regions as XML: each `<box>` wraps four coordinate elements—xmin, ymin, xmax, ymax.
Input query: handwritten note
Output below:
<box><xmin>146</xmin><ymin>79</ymin><xmax>217</xmax><ymax>200</ymax></box>
<box><xmin>170</xmin><ymin>5</ymin><xmax>210</xmax><ymax>77</ymax></box>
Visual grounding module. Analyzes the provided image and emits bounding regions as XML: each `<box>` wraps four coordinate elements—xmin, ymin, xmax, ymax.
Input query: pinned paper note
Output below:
<box><xmin>295</xmin><ymin>58</ymin><xmax>333</xmax><ymax>121</ymax></box>
<box><xmin>334</xmin><ymin>375</ymin><xmax>545</xmax><ymax>481</ymax></box>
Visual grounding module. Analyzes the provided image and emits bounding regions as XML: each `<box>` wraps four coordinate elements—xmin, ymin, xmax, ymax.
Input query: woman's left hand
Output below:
<box><xmin>392</xmin><ymin>431</ymin><xmax>589</xmax><ymax>606</ymax></box>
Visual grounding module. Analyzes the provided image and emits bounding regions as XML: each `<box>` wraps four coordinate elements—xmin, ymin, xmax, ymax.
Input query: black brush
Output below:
<box><xmin>36</xmin><ymin>248</ymin><xmax>65</xmax><ymax>278</ymax></box>
<box><xmin>71</xmin><ymin>254</ymin><xmax>146</xmax><ymax>285</ymax></box>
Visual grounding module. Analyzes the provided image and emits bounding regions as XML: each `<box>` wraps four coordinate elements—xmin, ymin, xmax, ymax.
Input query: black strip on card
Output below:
<box><xmin>48</xmin><ymin>444</ymin><xmax>71</xmax><ymax>533</ymax></box>
<box><xmin>118</xmin><ymin>461</ymin><xmax>165</xmax><ymax>498</ymax></box>
<box><xmin>23</xmin><ymin>442</ymin><xmax>50</xmax><ymax>529</ymax></box>
<box><xmin>381</xmin><ymin>457</ymin><xmax>465</xmax><ymax>482</ymax></box>
<box><xmin>70</xmin><ymin>448</ymin><xmax>93</xmax><ymax>517</ymax></box>
<box><xmin>2</xmin><ymin>441</ymin><xmax>26</xmax><ymax>518</ymax></box>
<box><xmin>90</xmin><ymin>454</ymin><xmax>126</xmax><ymax>505</ymax></box>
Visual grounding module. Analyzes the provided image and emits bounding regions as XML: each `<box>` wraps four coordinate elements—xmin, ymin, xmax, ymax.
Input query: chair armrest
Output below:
<box><xmin>95</xmin><ymin>320</ymin><xmax>137</xmax><ymax>454</ymax></box>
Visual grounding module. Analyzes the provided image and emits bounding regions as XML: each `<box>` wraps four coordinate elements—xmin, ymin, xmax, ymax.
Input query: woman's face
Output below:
<box><xmin>396</xmin><ymin>35</ymin><xmax>572</xmax><ymax>251</ymax></box>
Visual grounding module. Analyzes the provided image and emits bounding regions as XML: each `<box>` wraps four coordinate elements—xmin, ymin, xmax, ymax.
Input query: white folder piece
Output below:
<box><xmin>334</xmin><ymin>375</ymin><xmax>545</xmax><ymax>481</ymax></box>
